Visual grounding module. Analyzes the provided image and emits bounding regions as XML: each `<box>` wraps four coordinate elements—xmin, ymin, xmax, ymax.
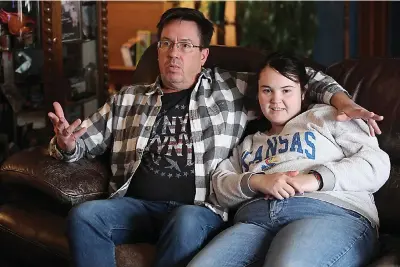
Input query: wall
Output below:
<box><xmin>108</xmin><ymin>1</ymin><xmax>171</xmax><ymax>68</ymax></box>
<box><xmin>312</xmin><ymin>1</ymin><xmax>345</xmax><ymax>67</ymax></box>
<box><xmin>349</xmin><ymin>1</ymin><xmax>358</xmax><ymax>58</ymax></box>
<box><xmin>107</xmin><ymin>1</ymin><xmax>172</xmax><ymax>88</ymax></box>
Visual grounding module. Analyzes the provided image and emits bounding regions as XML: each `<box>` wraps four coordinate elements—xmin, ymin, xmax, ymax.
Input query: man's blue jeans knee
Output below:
<box><xmin>154</xmin><ymin>205</ymin><xmax>224</xmax><ymax>267</ymax></box>
<box><xmin>188</xmin><ymin>197</ymin><xmax>378</xmax><ymax>267</ymax></box>
<box><xmin>67</xmin><ymin>197</ymin><xmax>224</xmax><ymax>267</ymax></box>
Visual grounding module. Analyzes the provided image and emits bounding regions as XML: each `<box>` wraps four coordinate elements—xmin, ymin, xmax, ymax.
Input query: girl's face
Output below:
<box><xmin>258</xmin><ymin>66</ymin><xmax>303</xmax><ymax>134</ymax></box>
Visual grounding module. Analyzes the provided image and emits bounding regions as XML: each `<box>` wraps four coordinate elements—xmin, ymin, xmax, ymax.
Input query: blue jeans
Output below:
<box><xmin>188</xmin><ymin>197</ymin><xmax>378</xmax><ymax>267</ymax></box>
<box><xmin>67</xmin><ymin>197</ymin><xmax>224</xmax><ymax>267</ymax></box>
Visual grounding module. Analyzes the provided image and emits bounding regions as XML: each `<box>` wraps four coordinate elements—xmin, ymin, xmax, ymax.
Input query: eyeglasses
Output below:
<box><xmin>157</xmin><ymin>40</ymin><xmax>202</xmax><ymax>53</ymax></box>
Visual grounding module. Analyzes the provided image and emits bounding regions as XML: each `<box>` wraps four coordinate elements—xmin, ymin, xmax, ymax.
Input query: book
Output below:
<box><xmin>120</xmin><ymin>36</ymin><xmax>138</xmax><ymax>67</ymax></box>
<box><xmin>135</xmin><ymin>30</ymin><xmax>151</xmax><ymax>65</ymax></box>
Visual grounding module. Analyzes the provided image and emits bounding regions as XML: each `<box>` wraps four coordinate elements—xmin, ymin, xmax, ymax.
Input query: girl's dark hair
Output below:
<box><xmin>257</xmin><ymin>52</ymin><xmax>309</xmax><ymax>92</ymax></box>
<box><xmin>157</xmin><ymin>8</ymin><xmax>214</xmax><ymax>48</ymax></box>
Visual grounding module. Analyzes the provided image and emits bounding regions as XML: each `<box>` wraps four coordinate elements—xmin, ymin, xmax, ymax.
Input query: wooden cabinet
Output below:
<box><xmin>0</xmin><ymin>1</ymin><xmax>109</xmax><ymax>155</ymax></box>
<box><xmin>41</xmin><ymin>1</ymin><xmax>109</xmax><ymax>122</ymax></box>
<box><xmin>0</xmin><ymin>2</ymin><xmax>46</xmax><ymax>153</ymax></box>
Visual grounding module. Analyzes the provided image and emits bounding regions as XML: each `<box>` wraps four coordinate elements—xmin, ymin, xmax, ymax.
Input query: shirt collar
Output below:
<box><xmin>201</xmin><ymin>67</ymin><xmax>213</xmax><ymax>83</ymax></box>
<box><xmin>146</xmin><ymin>76</ymin><xmax>163</xmax><ymax>96</ymax></box>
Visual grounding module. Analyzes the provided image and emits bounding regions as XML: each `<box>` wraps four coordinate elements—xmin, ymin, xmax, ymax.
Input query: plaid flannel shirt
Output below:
<box><xmin>49</xmin><ymin>67</ymin><xmax>347</xmax><ymax>221</ymax></box>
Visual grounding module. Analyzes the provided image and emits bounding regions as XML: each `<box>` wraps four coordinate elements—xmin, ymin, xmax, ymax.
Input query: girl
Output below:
<box><xmin>188</xmin><ymin>52</ymin><xmax>390</xmax><ymax>267</ymax></box>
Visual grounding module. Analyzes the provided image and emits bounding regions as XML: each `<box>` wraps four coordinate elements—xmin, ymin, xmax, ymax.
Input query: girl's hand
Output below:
<box><xmin>249</xmin><ymin>171</ymin><xmax>302</xmax><ymax>200</ymax></box>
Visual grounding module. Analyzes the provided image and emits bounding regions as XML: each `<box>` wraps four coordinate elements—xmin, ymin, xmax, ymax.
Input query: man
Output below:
<box><xmin>48</xmin><ymin>7</ymin><xmax>383</xmax><ymax>267</ymax></box>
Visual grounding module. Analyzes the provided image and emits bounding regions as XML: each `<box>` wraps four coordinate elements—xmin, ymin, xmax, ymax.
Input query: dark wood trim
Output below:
<box><xmin>358</xmin><ymin>1</ymin><xmax>389</xmax><ymax>57</ymax></box>
<box><xmin>41</xmin><ymin>1</ymin><xmax>64</xmax><ymax>113</ymax></box>
<box><xmin>97</xmin><ymin>1</ymin><xmax>109</xmax><ymax>105</ymax></box>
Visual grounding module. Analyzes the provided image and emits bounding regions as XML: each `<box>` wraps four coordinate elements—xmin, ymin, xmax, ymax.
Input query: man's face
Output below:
<box><xmin>158</xmin><ymin>20</ymin><xmax>209</xmax><ymax>91</ymax></box>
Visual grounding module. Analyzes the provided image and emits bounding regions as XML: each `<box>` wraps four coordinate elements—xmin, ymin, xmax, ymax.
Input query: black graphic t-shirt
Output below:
<box><xmin>126</xmin><ymin>89</ymin><xmax>195</xmax><ymax>204</ymax></box>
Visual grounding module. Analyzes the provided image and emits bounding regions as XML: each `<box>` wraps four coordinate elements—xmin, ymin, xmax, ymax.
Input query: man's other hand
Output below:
<box><xmin>336</xmin><ymin>103</ymin><xmax>384</xmax><ymax>136</ymax></box>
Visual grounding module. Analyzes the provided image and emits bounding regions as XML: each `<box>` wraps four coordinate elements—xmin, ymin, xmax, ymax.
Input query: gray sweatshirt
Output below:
<box><xmin>211</xmin><ymin>104</ymin><xmax>390</xmax><ymax>226</ymax></box>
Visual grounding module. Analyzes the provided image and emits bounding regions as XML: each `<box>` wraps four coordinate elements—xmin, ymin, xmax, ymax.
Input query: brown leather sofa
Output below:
<box><xmin>1</xmin><ymin>44</ymin><xmax>400</xmax><ymax>267</ymax></box>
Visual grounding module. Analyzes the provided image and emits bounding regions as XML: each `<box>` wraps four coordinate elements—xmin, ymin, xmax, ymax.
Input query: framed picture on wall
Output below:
<box><xmin>61</xmin><ymin>0</ymin><xmax>82</xmax><ymax>42</ymax></box>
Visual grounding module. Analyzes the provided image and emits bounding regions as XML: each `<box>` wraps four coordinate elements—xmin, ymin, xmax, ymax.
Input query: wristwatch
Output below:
<box><xmin>55</xmin><ymin>142</ymin><xmax>75</xmax><ymax>156</ymax></box>
<box><xmin>309</xmin><ymin>170</ymin><xmax>323</xmax><ymax>191</ymax></box>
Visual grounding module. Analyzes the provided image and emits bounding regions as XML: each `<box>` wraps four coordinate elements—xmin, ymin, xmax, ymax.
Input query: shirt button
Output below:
<box><xmin>145</xmin><ymin>126</ymin><xmax>151</xmax><ymax>131</ymax></box>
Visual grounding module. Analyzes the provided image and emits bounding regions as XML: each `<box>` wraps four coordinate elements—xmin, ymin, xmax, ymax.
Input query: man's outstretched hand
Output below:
<box><xmin>48</xmin><ymin>102</ymin><xmax>86</xmax><ymax>153</ymax></box>
<box><xmin>336</xmin><ymin>103</ymin><xmax>384</xmax><ymax>136</ymax></box>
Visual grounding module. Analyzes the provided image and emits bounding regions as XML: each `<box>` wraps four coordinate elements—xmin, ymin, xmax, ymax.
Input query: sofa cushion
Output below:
<box><xmin>326</xmin><ymin>58</ymin><xmax>400</xmax><ymax>235</ymax></box>
<box><xmin>367</xmin><ymin>234</ymin><xmax>400</xmax><ymax>266</ymax></box>
<box><xmin>326</xmin><ymin>58</ymin><xmax>400</xmax><ymax>161</ymax></box>
<box><xmin>0</xmin><ymin>203</ymin><xmax>69</xmax><ymax>267</ymax></box>
<box><xmin>116</xmin><ymin>244</ymin><xmax>155</xmax><ymax>267</ymax></box>
<box><xmin>0</xmin><ymin>147</ymin><xmax>110</xmax><ymax>206</ymax></box>
<box><xmin>0</xmin><ymin>203</ymin><xmax>156</xmax><ymax>267</ymax></box>
<box><xmin>374</xmin><ymin>165</ymin><xmax>400</xmax><ymax>235</ymax></box>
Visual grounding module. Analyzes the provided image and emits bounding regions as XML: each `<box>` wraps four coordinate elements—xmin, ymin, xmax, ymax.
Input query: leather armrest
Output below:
<box><xmin>0</xmin><ymin>146</ymin><xmax>110</xmax><ymax>206</ymax></box>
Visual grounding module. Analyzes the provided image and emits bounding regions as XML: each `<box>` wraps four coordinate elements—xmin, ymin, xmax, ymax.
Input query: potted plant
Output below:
<box><xmin>235</xmin><ymin>1</ymin><xmax>318</xmax><ymax>57</ymax></box>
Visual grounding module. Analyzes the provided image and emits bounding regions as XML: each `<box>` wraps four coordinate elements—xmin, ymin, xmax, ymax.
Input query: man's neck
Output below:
<box><xmin>161</xmin><ymin>80</ymin><xmax>197</xmax><ymax>94</ymax></box>
<box><xmin>162</xmin><ymin>87</ymin><xmax>190</xmax><ymax>94</ymax></box>
<box><xmin>160</xmin><ymin>72</ymin><xmax>201</xmax><ymax>94</ymax></box>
